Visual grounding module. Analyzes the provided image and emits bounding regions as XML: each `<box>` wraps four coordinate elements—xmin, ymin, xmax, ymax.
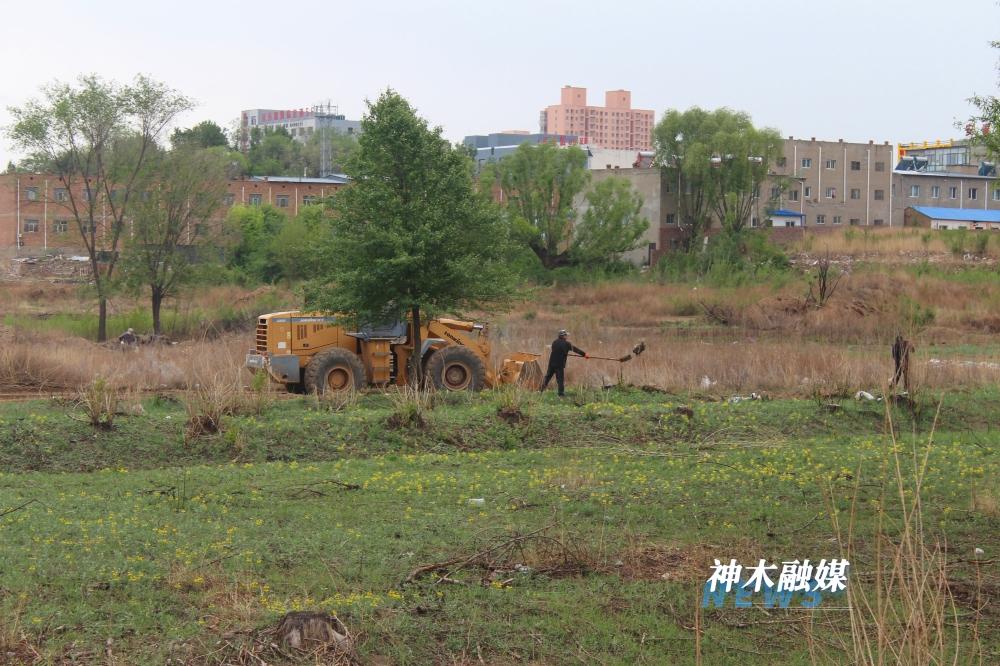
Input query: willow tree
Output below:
<box><xmin>7</xmin><ymin>75</ymin><xmax>192</xmax><ymax>340</ymax></box>
<box><xmin>654</xmin><ymin>108</ymin><xmax>782</xmax><ymax>245</ymax></box>
<box><xmin>491</xmin><ymin>142</ymin><xmax>590</xmax><ymax>268</ymax></box>
<box><xmin>313</xmin><ymin>90</ymin><xmax>515</xmax><ymax>383</ymax></box>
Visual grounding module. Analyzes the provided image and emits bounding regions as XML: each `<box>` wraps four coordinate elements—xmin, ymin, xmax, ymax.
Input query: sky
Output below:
<box><xmin>1</xmin><ymin>0</ymin><xmax>997</xmax><ymax>166</ymax></box>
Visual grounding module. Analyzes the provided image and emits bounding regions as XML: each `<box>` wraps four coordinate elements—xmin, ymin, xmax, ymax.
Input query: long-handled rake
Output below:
<box><xmin>575</xmin><ymin>340</ymin><xmax>647</xmax><ymax>363</ymax></box>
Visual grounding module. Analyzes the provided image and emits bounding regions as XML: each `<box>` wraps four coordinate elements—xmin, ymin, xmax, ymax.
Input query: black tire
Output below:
<box><xmin>303</xmin><ymin>348</ymin><xmax>366</xmax><ymax>394</ymax></box>
<box><xmin>425</xmin><ymin>346</ymin><xmax>487</xmax><ymax>392</ymax></box>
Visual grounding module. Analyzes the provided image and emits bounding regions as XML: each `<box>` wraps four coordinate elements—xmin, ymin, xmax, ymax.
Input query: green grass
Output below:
<box><xmin>0</xmin><ymin>389</ymin><xmax>996</xmax><ymax>664</ymax></box>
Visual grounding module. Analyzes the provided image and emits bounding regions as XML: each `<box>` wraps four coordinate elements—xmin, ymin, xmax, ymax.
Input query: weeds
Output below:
<box><xmin>824</xmin><ymin>400</ymin><xmax>976</xmax><ymax>665</ymax></box>
<box><xmin>75</xmin><ymin>377</ymin><xmax>120</xmax><ymax>429</ymax></box>
<box><xmin>385</xmin><ymin>384</ymin><xmax>433</xmax><ymax>429</ymax></box>
<box><xmin>183</xmin><ymin>372</ymin><xmax>256</xmax><ymax>440</ymax></box>
<box><xmin>492</xmin><ymin>383</ymin><xmax>536</xmax><ymax>424</ymax></box>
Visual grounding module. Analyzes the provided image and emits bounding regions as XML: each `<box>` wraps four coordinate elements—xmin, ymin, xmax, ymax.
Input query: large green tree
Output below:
<box><xmin>170</xmin><ymin>120</ymin><xmax>229</xmax><ymax>150</ymax></box>
<box><xmin>313</xmin><ymin>90</ymin><xmax>515</xmax><ymax>382</ymax></box>
<box><xmin>246</xmin><ymin>126</ymin><xmax>308</xmax><ymax>176</ymax></box>
<box><xmin>654</xmin><ymin>108</ymin><xmax>782</xmax><ymax>245</ymax></box>
<box><xmin>491</xmin><ymin>142</ymin><xmax>590</xmax><ymax>268</ymax></box>
<box><xmin>572</xmin><ymin>177</ymin><xmax>650</xmax><ymax>266</ymax></box>
<box><xmin>302</xmin><ymin>128</ymin><xmax>358</xmax><ymax>175</ymax></box>
<box><xmin>7</xmin><ymin>74</ymin><xmax>192</xmax><ymax>341</ymax></box>
<box><xmin>225</xmin><ymin>203</ymin><xmax>288</xmax><ymax>283</ymax></box>
<box><xmin>121</xmin><ymin>147</ymin><xmax>229</xmax><ymax>333</ymax></box>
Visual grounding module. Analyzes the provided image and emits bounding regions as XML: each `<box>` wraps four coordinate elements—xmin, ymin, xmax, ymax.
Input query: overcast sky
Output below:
<box><xmin>1</xmin><ymin>0</ymin><xmax>997</xmax><ymax>165</ymax></box>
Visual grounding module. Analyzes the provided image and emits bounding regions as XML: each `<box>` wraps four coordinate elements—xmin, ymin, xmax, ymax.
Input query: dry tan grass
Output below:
<box><xmin>789</xmin><ymin>226</ymin><xmax>999</xmax><ymax>258</ymax></box>
<box><xmin>5</xmin><ymin>269</ymin><xmax>1000</xmax><ymax>397</ymax></box>
<box><xmin>0</xmin><ymin>329</ymin><xmax>249</xmax><ymax>391</ymax></box>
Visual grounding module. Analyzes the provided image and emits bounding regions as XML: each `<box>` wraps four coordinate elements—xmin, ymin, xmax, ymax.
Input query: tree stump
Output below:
<box><xmin>891</xmin><ymin>334</ymin><xmax>914</xmax><ymax>393</ymax></box>
<box><xmin>274</xmin><ymin>611</ymin><xmax>351</xmax><ymax>653</ymax></box>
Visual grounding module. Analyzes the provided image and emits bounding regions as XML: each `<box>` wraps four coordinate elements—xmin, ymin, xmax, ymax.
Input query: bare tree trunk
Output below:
<box><xmin>411</xmin><ymin>304</ymin><xmax>423</xmax><ymax>386</ymax></box>
<box><xmin>97</xmin><ymin>296</ymin><xmax>108</xmax><ymax>342</ymax></box>
<box><xmin>151</xmin><ymin>287</ymin><xmax>163</xmax><ymax>335</ymax></box>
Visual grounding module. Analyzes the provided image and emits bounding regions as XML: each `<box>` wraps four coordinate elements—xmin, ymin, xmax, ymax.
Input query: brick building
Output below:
<box><xmin>540</xmin><ymin>86</ymin><xmax>654</xmax><ymax>151</ymax></box>
<box><xmin>0</xmin><ymin>173</ymin><xmax>348</xmax><ymax>257</ymax></box>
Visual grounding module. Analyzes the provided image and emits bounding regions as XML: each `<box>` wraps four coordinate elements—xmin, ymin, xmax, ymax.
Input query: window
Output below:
<box><xmin>770</xmin><ymin>187</ymin><xmax>781</xmax><ymax>200</ymax></box>
<box><xmin>873</xmin><ymin>218</ymin><xmax>885</xmax><ymax>226</ymax></box>
<box><xmin>993</xmin><ymin>189</ymin><xmax>1000</xmax><ymax>201</ymax></box>
<box><xmin>849</xmin><ymin>218</ymin><xmax>860</xmax><ymax>226</ymax></box>
<box><xmin>874</xmin><ymin>189</ymin><xmax>885</xmax><ymax>201</ymax></box>
<box><xmin>25</xmin><ymin>187</ymin><xmax>39</xmax><ymax>201</ymax></box>
<box><xmin>804</xmin><ymin>186</ymin><xmax>812</xmax><ymax>198</ymax></box>
<box><xmin>833</xmin><ymin>216</ymin><xmax>843</xmax><ymax>224</ymax></box>
<box><xmin>874</xmin><ymin>162</ymin><xmax>885</xmax><ymax>172</ymax></box>
<box><xmin>801</xmin><ymin>158</ymin><xmax>812</xmax><ymax>168</ymax></box>
<box><xmin>52</xmin><ymin>219</ymin><xmax>68</xmax><ymax>233</ymax></box>
<box><xmin>109</xmin><ymin>189</ymin><xmax>121</xmax><ymax>201</ymax></box>
<box><xmin>303</xmin><ymin>195</ymin><xmax>317</xmax><ymax>205</ymax></box>
<box><xmin>276</xmin><ymin>194</ymin><xmax>290</xmax><ymax>208</ymax></box>
<box><xmin>666</xmin><ymin>213</ymin><xmax>676</xmax><ymax>225</ymax></box>
<box><xmin>969</xmin><ymin>188</ymin><xmax>978</xmax><ymax>200</ymax></box>
<box><xmin>816</xmin><ymin>214</ymin><xmax>826</xmax><ymax>224</ymax></box>
<box><xmin>776</xmin><ymin>157</ymin><xmax>787</xmax><ymax>167</ymax></box>
<box><xmin>23</xmin><ymin>219</ymin><xmax>39</xmax><ymax>233</ymax></box>
<box><xmin>249</xmin><ymin>193</ymin><xmax>262</xmax><ymax>206</ymax></box>
<box><xmin>909</xmin><ymin>185</ymin><xmax>920</xmax><ymax>197</ymax></box>
<box><xmin>54</xmin><ymin>188</ymin><xmax>68</xmax><ymax>202</ymax></box>
<box><xmin>788</xmin><ymin>189</ymin><xmax>800</xmax><ymax>202</ymax></box>
<box><xmin>949</xmin><ymin>187</ymin><xmax>958</xmax><ymax>199</ymax></box>
<box><xmin>82</xmin><ymin>189</ymin><xmax>93</xmax><ymax>201</ymax></box>
<box><xmin>825</xmin><ymin>159</ymin><xmax>837</xmax><ymax>169</ymax></box>
<box><xmin>223</xmin><ymin>193</ymin><xmax>235</xmax><ymax>206</ymax></box>
<box><xmin>931</xmin><ymin>186</ymin><xmax>940</xmax><ymax>199</ymax></box>
<box><xmin>850</xmin><ymin>188</ymin><xmax>861</xmax><ymax>200</ymax></box>
<box><xmin>825</xmin><ymin>187</ymin><xmax>836</xmax><ymax>198</ymax></box>
<box><xmin>850</xmin><ymin>161</ymin><xmax>861</xmax><ymax>171</ymax></box>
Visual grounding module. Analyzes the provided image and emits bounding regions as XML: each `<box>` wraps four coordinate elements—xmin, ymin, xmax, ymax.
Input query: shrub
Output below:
<box><xmin>75</xmin><ymin>377</ymin><xmax>120</xmax><ymax>429</ymax></box>
<box><xmin>973</xmin><ymin>232</ymin><xmax>989</xmax><ymax>255</ymax></box>
<box><xmin>385</xmin><ymin>385</ymin><xmax>433</xmax><ymax>429</ymax></box>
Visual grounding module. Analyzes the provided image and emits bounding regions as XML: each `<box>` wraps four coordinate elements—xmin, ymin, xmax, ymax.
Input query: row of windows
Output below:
<box><xmin>812</xmin><ymin>216</ymin><xmax>884</xmax><ymax>225</ymax></box>
<box><xmin>780</xmin><ymin>187</ymin><xmax>885</xmax><ymax>201</ymax></box>
<box><xmin>23</xmin><ymin>186</ymin><xmax>109</xmax><ymax>202</ymax></box>
<box><xmin>21</xmin><ymin>219</ymin><xmax>75</xmax><ymax>233</ymax></box>
<box><xmin>908</xmin><ymin>185</ymin><xmax>1000</xmax><ymax>201</ymax></box>
<box><xmin>245</xmin><ymin>193</ymin><xmax>319</xmax><ymax>206</ymax></box>
<box><xmin>665</xmin><ymin>214</ymin><xmax>885</xmax><ymax>226</ymax></box>
<box><xmin>796</xmin><ymin>158</ymin><xmax>886</xmax><ymax>171</ymax></box>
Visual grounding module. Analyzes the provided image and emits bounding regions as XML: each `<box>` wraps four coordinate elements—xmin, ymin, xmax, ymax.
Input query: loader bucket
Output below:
<box><xmin>499</xmin><ymin>352</ymin><xmax>543</xmax><ymax>390</ymax></box>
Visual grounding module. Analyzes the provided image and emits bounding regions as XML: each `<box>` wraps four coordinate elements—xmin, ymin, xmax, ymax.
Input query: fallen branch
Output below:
<box><xmin>0</xmin><ymin>498</ymin><xmax>37</xmax><ymax>519</ymax></box>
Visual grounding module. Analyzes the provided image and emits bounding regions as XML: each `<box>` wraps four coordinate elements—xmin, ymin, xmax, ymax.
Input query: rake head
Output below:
<box><xmin>616</xmin><ymin>340</ymin><xmax>647</xmax><ymax>363</ymax></box>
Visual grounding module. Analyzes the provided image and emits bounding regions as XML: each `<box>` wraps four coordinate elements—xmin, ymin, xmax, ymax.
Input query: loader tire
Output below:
<box><xmin>304</xmin><ymin>349</ymin><xmax>366</xmax><ymax>394</ymax></box>
<box><xmin>425</xmin><ymin>346</ymin><xmax>486</xmax><ymax>392</ymax></box>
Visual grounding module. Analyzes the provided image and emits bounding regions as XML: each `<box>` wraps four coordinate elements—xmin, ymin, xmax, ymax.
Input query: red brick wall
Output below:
<box><xmin>0</xmin><ymin>174</ymin><xmax>346</xmax><ymax>255</ymax></box>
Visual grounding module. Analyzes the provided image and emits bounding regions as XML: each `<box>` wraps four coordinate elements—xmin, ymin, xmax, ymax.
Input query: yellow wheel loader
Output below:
<box><xmin>246</xmin><ymin>311</ymin><xmax>543</xmax><ymax>393</ymax></box>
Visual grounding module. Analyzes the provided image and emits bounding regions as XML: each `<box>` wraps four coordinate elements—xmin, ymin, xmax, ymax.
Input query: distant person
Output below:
<box><xmin>539</xmin><ymin>329</ymin><xmax>587</xmax><ymax>397</ymax></box>
<box><xmin>118</xmin><ymin>328</ymin><xmax>138</xmax><ymax>347</ymax></box>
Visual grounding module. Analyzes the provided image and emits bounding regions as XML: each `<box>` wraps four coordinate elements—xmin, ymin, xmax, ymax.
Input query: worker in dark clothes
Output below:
<box><xmin>540</xmin><ymin>329</ymin><xmax>587</xmax><ymax>396</ymax></box>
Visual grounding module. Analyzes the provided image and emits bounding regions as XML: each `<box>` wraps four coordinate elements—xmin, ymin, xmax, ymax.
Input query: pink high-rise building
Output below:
<box><xmin>540</xmin><ymin>86</ymin><xmax>654</xmax><ymax>151</ymax></box>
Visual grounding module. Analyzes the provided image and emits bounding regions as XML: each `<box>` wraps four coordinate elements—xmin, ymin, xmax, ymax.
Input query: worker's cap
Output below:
<box><xmin>558</xmin><ymin>329</ymin><xmax>569</xmax><ymax>337</ymax></box>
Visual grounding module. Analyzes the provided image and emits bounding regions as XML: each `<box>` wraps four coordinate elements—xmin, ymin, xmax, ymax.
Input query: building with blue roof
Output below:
<box><xmin>905</xmin><ymin>206</ymin><xmax>1000</xmax><ymax>230</ymax></box>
